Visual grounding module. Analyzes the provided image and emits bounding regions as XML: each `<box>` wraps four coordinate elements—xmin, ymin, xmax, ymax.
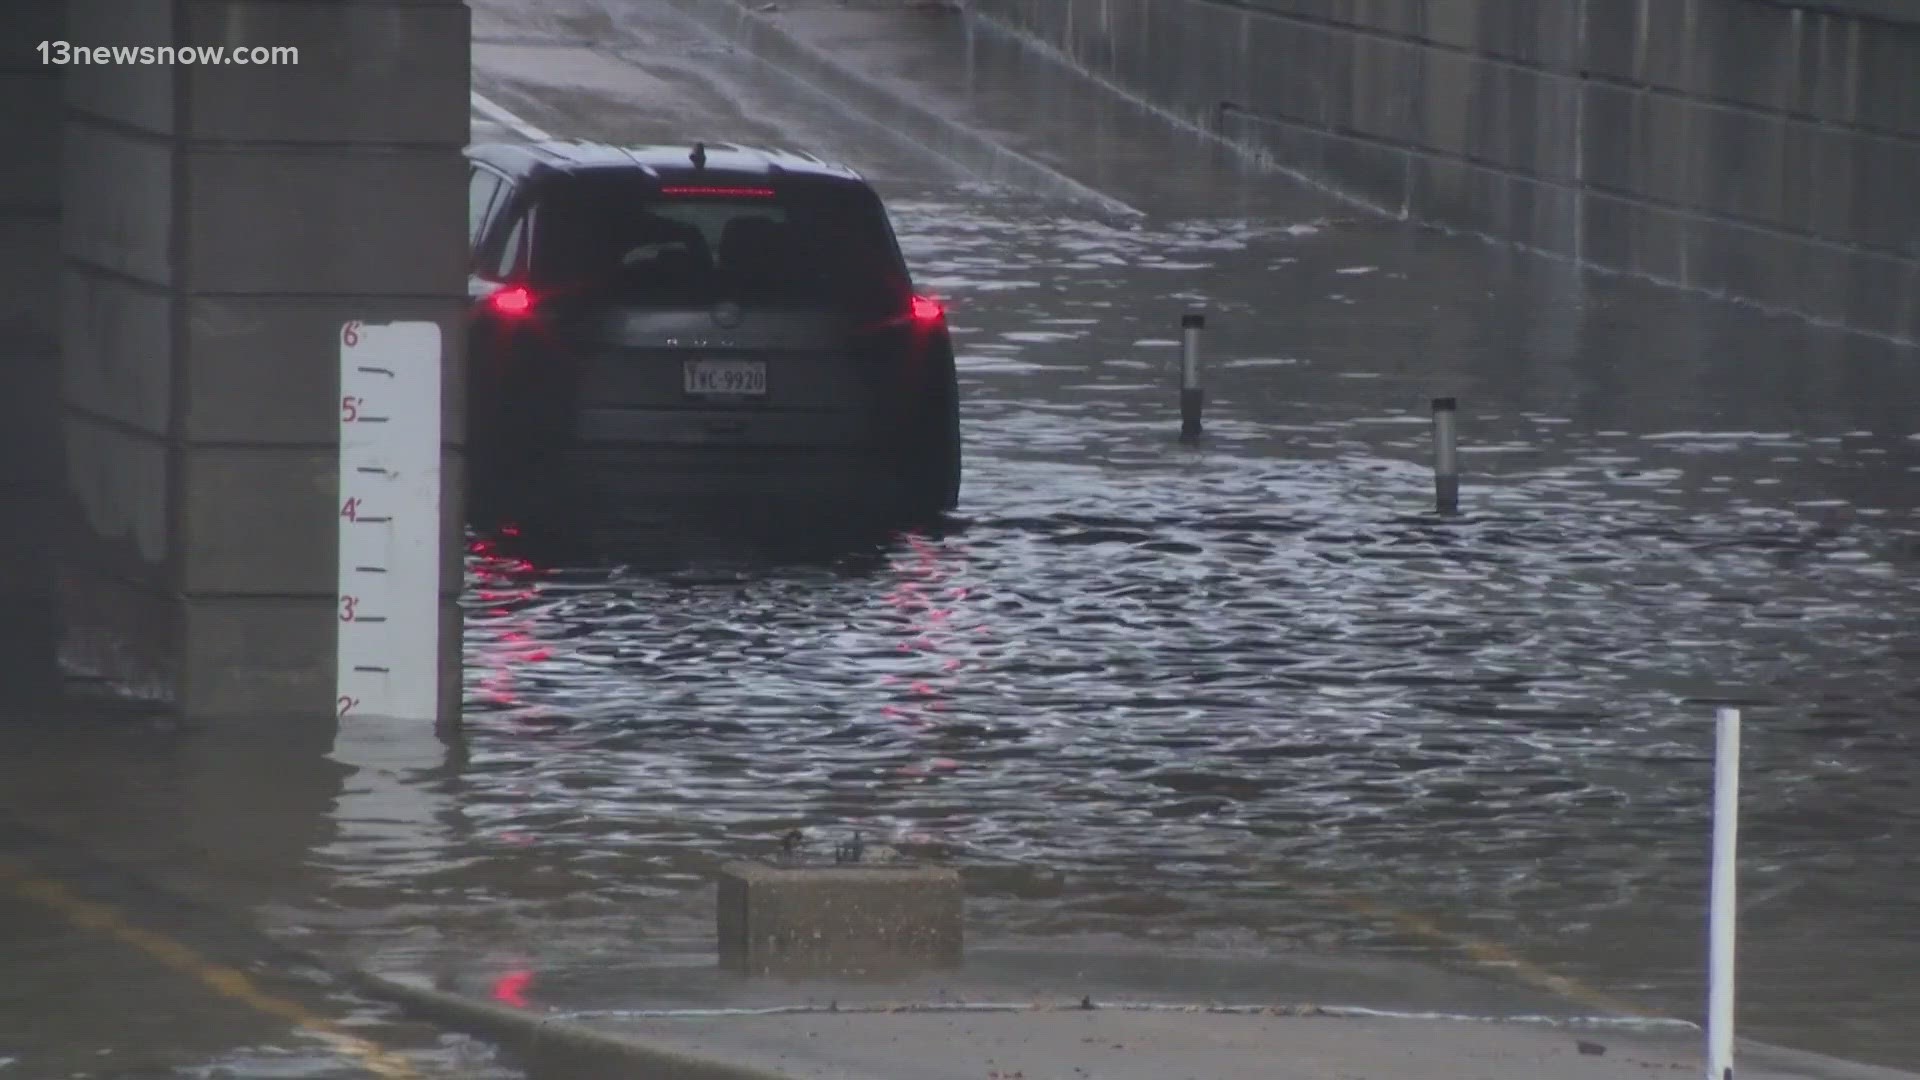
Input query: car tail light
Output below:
<box><xmin>909</xmin><ymin>294</ymin><xmax>945</xmax><ymax>326</ymax></box>
<box><xmin>854</xmin><ymin>294</ymin><xmax>949</xmax><ymax>338</ymax></box>
<box><xmin>487</xmin><ymin>285</ymin><xmax>535</xmax><ymax>318</ymax></box>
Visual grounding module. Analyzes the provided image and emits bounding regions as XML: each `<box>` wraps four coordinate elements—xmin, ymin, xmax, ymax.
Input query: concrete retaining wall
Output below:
<box><xmin>965</xmin><ymin>0</ymin><xmax>1920</xmax><ymax>341</ymax></box>
<box><xmin>52</xmin><ymin>0</ymin><xmax>471</xmax><ymax>720</ymax></box>
<box><xmin>0</xmin><ymin>0</ymin><xmax>65</xmax><ymax>706</ymax></box>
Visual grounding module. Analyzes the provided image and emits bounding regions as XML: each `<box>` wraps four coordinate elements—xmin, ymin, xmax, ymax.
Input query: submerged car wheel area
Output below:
<box><xmin>462</xmin><ymin>140</ymin><xmax>962</xmax><ymax>535</ymax></box>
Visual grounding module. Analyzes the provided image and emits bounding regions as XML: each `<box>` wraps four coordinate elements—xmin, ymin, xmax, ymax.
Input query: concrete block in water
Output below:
<box><xmin>716</xmin><ymin>860</ymin><xmax>963</xmax><ymax>977</ymax></box>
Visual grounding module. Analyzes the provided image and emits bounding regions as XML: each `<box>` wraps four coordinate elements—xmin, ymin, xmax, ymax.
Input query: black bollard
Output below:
<box><xmin>1179</xmin><ymin>312</ymin><xmax>1204</xmax><ymax>444</ymax></box>
<box><xmin>1431</xmin><ymin>396</ymin><xmax>1459</xmax><ymax>514</ymax></box>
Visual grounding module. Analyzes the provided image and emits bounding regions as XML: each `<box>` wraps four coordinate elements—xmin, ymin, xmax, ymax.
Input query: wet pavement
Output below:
<box><xmin>0</xmin><ymin>723</ymin><xmax>522</xmax><ymax>1079</ymax></box>
<box><xmin>8</xmin><ymin>0</ymin><xmax>1920</xmax><ymax>1074</ymax></box>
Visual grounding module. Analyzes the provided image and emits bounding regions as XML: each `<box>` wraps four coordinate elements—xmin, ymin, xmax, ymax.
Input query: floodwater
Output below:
<box><xmin>425</xmin><ymin>195</ymin><xmax>1920</xmax><ymax>1069</ymax></box>
<box><xmin>6</xmin><ymin>0</ymin><xmax>1920</xmax><ymax>1074</ymax></box>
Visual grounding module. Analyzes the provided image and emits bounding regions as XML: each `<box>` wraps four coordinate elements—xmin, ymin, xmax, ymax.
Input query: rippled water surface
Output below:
<box><xmin>315</xmin><ymin>193</ymin><xmax>1920</xmax><ymax>1067</ymax></box>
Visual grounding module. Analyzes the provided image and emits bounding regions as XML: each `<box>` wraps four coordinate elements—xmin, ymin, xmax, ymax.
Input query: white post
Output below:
<box><xmin>1707</xmin><ymin>706</ymin><xmax>1740</xmax><ymax>1080</ymax></box>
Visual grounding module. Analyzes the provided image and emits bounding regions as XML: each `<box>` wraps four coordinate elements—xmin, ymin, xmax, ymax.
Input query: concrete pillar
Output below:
<box><xmin>0</xmin><ymin>0</ymin><xmax>65</xmax><ymax>711</ymax></box>
<box><xmin>58</xmin><ymin>0</ymin><xmax>470</xmax><ymax>724</ymax></box>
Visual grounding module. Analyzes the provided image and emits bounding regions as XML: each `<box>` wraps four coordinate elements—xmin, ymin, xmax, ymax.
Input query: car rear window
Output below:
<box><xmin>535</xmin><ymin>172</ymin><xmax>911</xmax><ymax>319</ymax></box>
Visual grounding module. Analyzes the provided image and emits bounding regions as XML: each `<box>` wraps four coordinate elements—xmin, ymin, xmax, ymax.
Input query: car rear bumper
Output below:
<box><xmin>571</xmin><ymin>404</ymin><xmax>874</xmax><ymax>445</ymax></box>
<box><xmin>476</xmin><ymin>445</ymin><xmax>918</xmax><ymax>512</ymax></box>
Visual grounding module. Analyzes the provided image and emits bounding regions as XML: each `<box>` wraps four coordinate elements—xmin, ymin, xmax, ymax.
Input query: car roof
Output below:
<box><xmin>466</xmin><ymin>140</ymin><xmax>868</xmax><ymax>185</ymax></box>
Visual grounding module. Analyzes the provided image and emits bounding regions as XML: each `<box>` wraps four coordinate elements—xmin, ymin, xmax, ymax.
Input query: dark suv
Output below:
<box><xmin>462</xmin><ymin>140</ymin><xmax>961</xmax><ymax>526</ymax></box>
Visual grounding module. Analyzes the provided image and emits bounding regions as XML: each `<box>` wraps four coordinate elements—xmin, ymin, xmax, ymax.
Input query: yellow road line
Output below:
<box><xmin>1331</xmin><ymin>890</ymin><xmax>1654</xmax><ymax>1017</ymax></box>
<box><xmin>0</xmin><ymin>858</ymin><xmax>424</xmax><ymax>1079</ymax></box>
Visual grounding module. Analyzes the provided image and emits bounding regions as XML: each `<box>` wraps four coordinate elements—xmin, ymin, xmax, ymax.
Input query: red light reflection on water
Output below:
<box><xmin>468</xmin><ymin>534</ymin><xmax>550</xmax><ymax>715</ymax></box>
<box><xmin>880</xmin><ymin>530</ymin><xmax>984</xmax><ymax>786</ymax></box>
<box><xmin>493</xmin><ymin>970</ymin><xmax>533</xmax><ymax>1007</ymax></box>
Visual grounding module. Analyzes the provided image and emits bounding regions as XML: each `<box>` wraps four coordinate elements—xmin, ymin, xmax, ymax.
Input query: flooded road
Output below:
<box><xmin>447</xmin><ymin>2</ymin><xmax>1920</xmax><ymax>1058</ymax></box>
<box><xmin>0</xmin><ymin>737</ymin><xmax>524</xmax><ymax>1079</ymax></box>
<box><xmin>422</xmin><ymin>194</ymin><xmax>1920</xmax><ymax>1067</ymax></box>
<box><xmin>8</xmin><ymin>0</ymin><xmax>1919</xmax><ymax>1074</ymax></box>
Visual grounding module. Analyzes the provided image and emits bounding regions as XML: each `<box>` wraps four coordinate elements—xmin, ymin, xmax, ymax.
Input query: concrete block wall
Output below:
<box><xmin>0</xmin><ymin>0</ymin><xmax>66</xmax><ymax>709</ymax></box>
<box><xmin>57</xmin><ymin>0</ymin><xmax>471</xmax><ymax>720</ymax></box>
<box><xmin>967</xmin><ymin>0</ymin><xmax>1920</xmax><ymax>341</ymax></box>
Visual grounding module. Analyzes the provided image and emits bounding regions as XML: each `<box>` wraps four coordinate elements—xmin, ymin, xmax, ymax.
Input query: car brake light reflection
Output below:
<box><xmin>493</xmin><ymin>970</ymin><xmax>533</xmax><ymax>1008</ymax></box>
<box><xmin>487</xmin><ymin>285</ymin><xmax>535</xmax><ymax>317</ymax></box>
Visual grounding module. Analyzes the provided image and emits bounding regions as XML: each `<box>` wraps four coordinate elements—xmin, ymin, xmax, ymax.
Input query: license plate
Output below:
<box><xmin>684</xmin><ymin>359</ymin><xmax>766</xmax><ymax>397</ymax></box>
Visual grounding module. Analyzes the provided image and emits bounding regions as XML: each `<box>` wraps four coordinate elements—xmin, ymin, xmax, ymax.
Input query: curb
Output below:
<box><xmin>655</xmin><ymin>0</ymin><xmax>1144</xmax><ymax>219</ymax></box>
<box><xmin>349</xmin><ymin>971</ymin><xmax>790</xmax><ymax>1080</ymax></box>
<box><xmin>345</xmin><ymin>968</ymin><xmax>1920</xmax><ymax>1080</ymax></box>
